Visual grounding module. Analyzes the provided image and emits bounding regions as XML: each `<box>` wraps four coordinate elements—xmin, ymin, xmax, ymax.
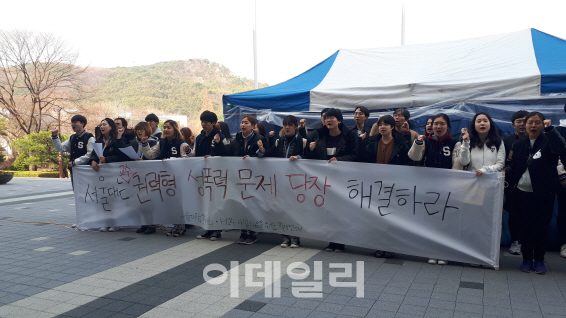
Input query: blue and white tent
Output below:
<box><xmin>223</xmin><ymin>29</ymin><xmax>566</xmax><ymax>136</ymax></box>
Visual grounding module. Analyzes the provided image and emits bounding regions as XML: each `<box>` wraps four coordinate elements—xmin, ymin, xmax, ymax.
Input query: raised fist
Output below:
<box><xmin>269</xmin><ymin>131</ymin><xmax>275</xmax><ymax>137</ymax></box>
<box><xmin>300</xmin><ymin>119</ymin><xmax>307</xmax><ymax>129</ymax></box>
<box><xmin>117</xmin><ymin>127</ymin><xmax>124</xmax><ymax>139</ymax></box>
<box><xmin>213</xmin><ymin>133</ymin><xmax>220</xmax><ymax>143</ymax></box>
<box><xmin>461</xmin><ymin>128</ymin><xmax>470</xmax><ymax>143</ymax></box>
<box><xmin>52</xmin><ymin>129</ymin><xmax>59</xmax><ymax>137</ymax></box>
<box><xmin>417</xmin><ymin>135</ymin><xmax>425</xmax><ymax>142</ymax></box>
<box><xmin>309</xmin><ymin>141</ymin><xmax>316</xmax><ymax>151</ymax></box>
<box><xmin>544</xmin><ymin>119</ymin><xmax>551</xmax><ymax>128</ymax></box>
<box><xmin>401</xmin><ymin>122</ymin><xmax>409</xmax><ymax>132</ymax></box>
<box><xmin>360</xmin><ymin>132</ymin><xmax>367</xmax><ymax>140</ymax></box>
<box><xmin>257</xmin><ymin>140</ymin><xmax>264</xmax><ymax>153</ymax></box>
<box><xmin>140</xmin><ymin>136</ymin><xmax>149</xmax><ymax>144</ymax></box>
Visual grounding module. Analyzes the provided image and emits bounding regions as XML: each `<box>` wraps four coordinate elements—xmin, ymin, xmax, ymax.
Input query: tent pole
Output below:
<box><xmin>401</xmin><ymin>2</ymin><xmax>405</xmax><ymax>46</ymax></box>
<box><xmin>254</xmin><ymin>0</ymin><xmax>258</xmax><ymax>89</ymax></box>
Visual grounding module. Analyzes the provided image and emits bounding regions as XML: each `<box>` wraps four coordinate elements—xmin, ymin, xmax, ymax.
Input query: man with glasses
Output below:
<box><xmin>351</xmin><ymin>106</ymin><xmax>371</xmax><ymax>139</ymax></box>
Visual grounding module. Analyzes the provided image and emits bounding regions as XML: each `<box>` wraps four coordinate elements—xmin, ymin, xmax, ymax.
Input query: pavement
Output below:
<box><xmin>1</xmin><ymin>177</ymin><xmax>566</xmax><ymax>318</ymax></box>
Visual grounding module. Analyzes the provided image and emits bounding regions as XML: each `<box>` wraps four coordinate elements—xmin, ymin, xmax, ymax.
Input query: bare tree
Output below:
<box><xmin>0</xmin><ymin>30</ymin><xmax>89</xmax><ymax>136</ymax></box>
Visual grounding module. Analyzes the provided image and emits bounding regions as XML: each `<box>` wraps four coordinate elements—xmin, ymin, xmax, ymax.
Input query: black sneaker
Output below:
<box><xmin>238</xmin><ymin>231</ymin><xmax>248</xmax><ymax>244</ymax></box>
<box><xmin>334</xmin><ymin>244</ymin><xmax>345</xmax><ymax>253</ymax></box>
<box><xmin>290</xmin><ymin>238</ymin><xmax>300</xmax><ymax>248</ymax></box>
<box><xmin>173</xmin><ymin>228</ymin><xmax>186</xmax><ymax>237</ymax></box>
<box><xmin>325</xmin><ymin>242</ymin><xmax>336</xmax><ymax>252</ymax></box>
<box><xmin>210</xmin><ymin>231</ymin><xmax>221</xmax><ymax>241</ymax></box>
<box><xmin>244</xmin><ymin>233</ymin><xmax>257</xmax><ymax>245</ymax></box>
<box><xmin>144</xmin><ymin>226</ymin><xmax>156</xmax><ymax>234</ymax></box>
<box><xmin>197</xmin><ymin>230</ymin><xmax>214</xmax><ymax>239</ymax></box>
<box><xmin>136</xmin><ymin>225</ymin><xmax>148</xmax><ymax>233</ymax></box>
<box><xmin>166</xmin><ymin>228</ymin><xmax>177</xmax><ymax>236</ymax></box>
<box><xmin>280</xmin><ymin>237</ymin><xmax>291</xmax><ymax>248</ymax></box>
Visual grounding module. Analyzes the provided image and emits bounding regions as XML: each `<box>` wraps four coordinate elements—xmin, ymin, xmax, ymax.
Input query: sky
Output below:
<box><xmin>2</xmin><ymin>0</ymin><xmax>566</xmax><ymax>86</ymax></box>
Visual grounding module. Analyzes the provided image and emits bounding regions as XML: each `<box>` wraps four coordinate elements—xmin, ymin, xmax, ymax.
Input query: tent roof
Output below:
<box><xmin>223</xmin><ymin>29</ymin><xmax>566</xmax><ymax>113</ymax></box>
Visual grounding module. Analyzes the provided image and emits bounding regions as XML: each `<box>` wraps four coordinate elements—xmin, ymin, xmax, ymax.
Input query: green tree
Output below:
<box><xmin>11</xmin><ymin>131</ymin><xmax>69</xmax><ymax>174</ymax></box>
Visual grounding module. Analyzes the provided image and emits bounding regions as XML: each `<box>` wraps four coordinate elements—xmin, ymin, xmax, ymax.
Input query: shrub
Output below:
<box><xmin>0</xmin><ymin>170</ymin><xmax>59</xmax><ymax>178</ymax></box>
<box><xmin>10</xmin><ymin>153</ymin><xmax>29</xmax><ymax>171</ymax></box>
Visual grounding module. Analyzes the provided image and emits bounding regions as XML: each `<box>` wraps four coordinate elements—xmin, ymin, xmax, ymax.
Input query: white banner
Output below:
<box><xmin>73</xmin><ymin>157</ymin><xmax>504</xmax><ymax>267</ymax></box>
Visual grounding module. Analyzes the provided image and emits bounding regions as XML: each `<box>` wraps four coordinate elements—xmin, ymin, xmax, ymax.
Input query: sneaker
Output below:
<box><xmin>509</xmin><ymin>241</ymin><xmax>521</xmax><ymax>255</ymax></box>
<box><xmin>71</xmin><ymin>224</ymin><xmax>78</xmax><ymax>228</ymax></box>
<box><xmin>534</xmin><ymin>261</ymin><xmax>546</xmax><ymax>275</ymax></box>
<box><xmin>108</xmin><ymin>227</ymin><xmax>121</xmax><ymax>232</ymax></box>
<box><xmin>374</xmin><ymin>250</ymin><xmax>395</xmax><ymax>258</ymax></box>
<box><xmin>210</xmin><ymin>231</ymin><xmax>221</xmax><ymax>241</ymax></box>
<box><xmin>334</xmin><ymin>244</ymin><xmax>344</xmax><ymax>253</ymax></box>
<box><xmin>144</xmin><ymin>226</ymin><xmax>156</xmax><ymax>234</ymax></box>
<box><xmin>238</xmin><ymin>232</ymin><xmax>248</xmax><ymax>244</ymax></box>
<box><xmin>281</xmin><ymin>237</ymin><xmax>291</xmax><ymax>248</ymax></box>
<box><xmin>99</xmin><ymin>227</ymin><xmax>110</xmax><ymax>232</ymax></box>
<box><xmin>428</xmin><ymin>259</ymin><xmax>437</xmax><ymax>265</ymax></box>
<box><xmin>437</xmin><ymin>260</ymin><xmax>448</xmax><ymax>265</ymax></box>
<box><xmin>561</xmin><ymin>244</ymin><xmax>566</xmax><ymax>258</ymax></box>
<box><xmin>290</xmin><ymin>238</ymin><xmax>300</xmax><ymax>248</ymax></box>
<box><xmin>136</xmin><ymin>225</ymin><xmax>149</xmax><ymax>233</ymax></box>
<box><xmin>167</xmin><ymin>228</ymin><xmax>177</xmax><ymax>236</ymax></box>
<box><xmin>520</xmin><ymin>260</ymin><xmax>534</xmax><ymax>272</ymax></box>
<box><xmin>173</xmin><ymin>227</ymin><xmax>186</xmax><ymax>237</ymax></box>
<box><xmin>244</xmin><ymin>233</ymin><xmax>258</xmax><ymax>245</ymax></box>
<box><xmin>325</xmin><ymin>243</ymin><xmax>335</xmax><ymax>252</ymax></box>
<box><xmin>197</xmin><ymin>230</ymin><xmax>214</xmax><ymax>239</ymax></box>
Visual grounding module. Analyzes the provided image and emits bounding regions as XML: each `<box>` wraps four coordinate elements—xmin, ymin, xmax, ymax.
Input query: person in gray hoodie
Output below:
<box><xmin>145</xmin><ymin>113</ymin><xmax>162</xmax><ymax>139</ymax></box>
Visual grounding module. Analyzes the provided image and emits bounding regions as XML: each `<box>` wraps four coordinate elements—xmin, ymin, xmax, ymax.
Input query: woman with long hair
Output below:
<box><xmin>459</xmin><ymin>112</ymin><xmax>505</xmax><ymax>176</ymax></box>
<box><xmin>89</xmin><ymin>118</ymin><xmax>131</xmax><ymax>232</ymax></box>
<box><xmin>141</xmin><ymin>120</ymin><xmax>193</xmax><ymax>237</ymax></box>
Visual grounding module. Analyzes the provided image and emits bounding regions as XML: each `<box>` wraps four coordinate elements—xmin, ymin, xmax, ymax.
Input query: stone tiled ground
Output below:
<box><xmin>1</xmin><ymin>178</ymin><xmax>565</xmax><ymax>317</ymax></box>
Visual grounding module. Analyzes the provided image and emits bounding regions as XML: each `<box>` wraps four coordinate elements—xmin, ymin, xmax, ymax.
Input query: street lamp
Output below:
<box><xmin>58</xmin><ymin>108</ymin><xmax>63</xmax><ymax>178</ymax></box>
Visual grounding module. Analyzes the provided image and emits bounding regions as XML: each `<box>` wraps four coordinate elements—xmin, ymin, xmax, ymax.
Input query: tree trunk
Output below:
<box><xmin>29</xmin><ymin>165</ymin><xmax>37</xmax><ymax>171</ymax></box>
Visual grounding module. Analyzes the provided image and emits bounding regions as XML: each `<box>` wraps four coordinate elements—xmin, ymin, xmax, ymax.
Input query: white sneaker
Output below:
<box><xmin>428</xmin><ymin>259</ymin><xmax>437</xmax><ymax>264</ymax></box>
<box><xmin>108</xmin><ymin>227</ymin><xmax>121</xmax><ymax>232</ymax></box>
<box><xmin>100</xmin><ymin>227</ymin><xmax>109</xmax><ymax>232</ymax></box>
<box><xmin>71</xmin><ymin>224</ymin><xmax>78</xmax><ymax>228</ymax></box>
<box><xmin>561</xmin><ymin>244</ymin><xmax>566</xmax><ymax>258</ymax></box>
<box><xmin>509</xmin><ymin>241</ymin><xmax>521</xmax><ymax>255</ymax></box>
<box><xmin>438</xmin><ymin>260</ymin><xmax>448</xmax><ymax>265</ymax></box>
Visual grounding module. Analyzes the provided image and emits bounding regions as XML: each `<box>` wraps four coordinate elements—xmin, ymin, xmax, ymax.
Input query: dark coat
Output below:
<box><xmin>262</xmin><ymin>134</ymin><xmax>305</xmax><ymax>158</ymax></box>
<box><xmin>359</xmin><ymin>133</ymin><xmax>411</xmax><ymax>165</ymax></box>
<box><xmin>194</xmin><ymin>127</ymin><xmax>225</xmax><ymax>157</ymax></box>
<box><xmin>304</xmin><ymin>123</ymin><xmax>358</xmax><ymax>161</ymax></box>
<box><xmin>504</xmin><ymin>126</ymin><xmax>566</xmax><ymax>194</ymax></box>
<box><xmin>129</xmin><ymin>138</ymin><xmax>158</xmax><ymax>160</ymax></box>
<box><xmin>89</xmin><ymin>138</ymin><xmax>131</xmax><ymax>164</ymax></box>
<box><xmin>217</xmin><ymin>131</ymin><xmax>267</xmax><ymax>157</ymax></box>
<box><xmin>416</xmin><ymin>133</ymin><xmax>459</xmax><ymax>169</ymax></box>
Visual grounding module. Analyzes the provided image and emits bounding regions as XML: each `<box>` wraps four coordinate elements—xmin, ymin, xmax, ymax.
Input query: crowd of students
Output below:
<box><xmin>52</xmin><ymin>106</ymin><xmax>566</xmax><ymax>274</ymax></box>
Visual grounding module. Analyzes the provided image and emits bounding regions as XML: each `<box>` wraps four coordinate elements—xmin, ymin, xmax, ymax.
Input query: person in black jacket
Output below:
<box><xmin>304</xmin><ymin>108</ymin><xmax>357</xmax><ymax>253</ymax></box>
<box><xmin>52</xmin><ymin>114</ymin><xmax>95</xmax><ymax>191</ymax></box>
<box><xmin>502</xmin><ymin>110</ymin><xmax>529</xmax><ymax>255</ymax></box>
<box><xmin>193</xmin><ymin>111</ymin><xmax>226</xmax><ymax>241</ymax></box>
<box><xmin>504</xmin><ymin>112</ymin><xmax>566</xmax><ymax>274</ymax></box>
<box><xmin>216</xmin><ymin>115</ymin><xmax>268</xmax><ymax>245</ymax></box>
<box><xmin>351</xmin><ymin>106</ymin><xmax>372</xmax><ymax>138</ymax></box>
<box><xmin>556</xmin><ymin>104</ymin><xmax>566</xmax><ymax>258</ymax></box>
<box><xmin>299</xmin><ymin>108</ymin><xmax>329</xmax><ymax>140</ymax></box>
<box><xmin>89</xmin><ymin>118</ymin><xmax>131</xmax><ymax>232</ymax></box>
<box><xmin>258</xmin><ymin>115</ymin><xmax>306</xmax><ymax>248</ymax></box>
<box><xmin>359</xmin><ymin>115</ymin><xmax>411</xmax><ymax>259</ymax></box>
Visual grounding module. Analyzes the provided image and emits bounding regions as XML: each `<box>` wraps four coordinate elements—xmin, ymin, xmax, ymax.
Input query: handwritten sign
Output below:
<box><xmin>73</xmin><ymin>157</ymin><xmax>504</xmax><ymax>267</ymax></box>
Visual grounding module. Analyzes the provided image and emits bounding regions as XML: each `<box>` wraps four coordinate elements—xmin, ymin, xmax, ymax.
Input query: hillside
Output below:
<box><xmin>86</xmin><ymin>59</ymin><xmax>268</xmax><ymax>119</ymax></box>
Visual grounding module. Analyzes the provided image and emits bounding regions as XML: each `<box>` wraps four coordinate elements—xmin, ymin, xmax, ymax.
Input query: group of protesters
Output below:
<box><xmin>52</xmin><ymin>105</ymin><xmax>566</xmax><ymax>274</ymax></box>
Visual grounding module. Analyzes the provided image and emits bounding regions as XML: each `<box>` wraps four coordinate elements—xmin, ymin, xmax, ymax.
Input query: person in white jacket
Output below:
<box><xmin>459</xmin><ymin>112</ymin><xmax>505</xmax><ymax>176</ymax></box>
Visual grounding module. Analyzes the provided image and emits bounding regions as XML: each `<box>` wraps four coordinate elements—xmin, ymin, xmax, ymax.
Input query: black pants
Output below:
<box><xmin>556</xmin><ymin>185</ymin><xmax>566</xmax><ymax>246</ymax></box>
<box><xmin>517</xmin><ymin>189</ymin><xmax>555</xmax><ymax>261</ymax></box>
<box><xmin>504</xmin><ymin>188</ymin><xmax>521</xmax><ymax>243</ymax></box>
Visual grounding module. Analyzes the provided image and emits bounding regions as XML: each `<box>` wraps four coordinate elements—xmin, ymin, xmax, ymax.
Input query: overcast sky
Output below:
<box><xmin>2</xmin><ymin>0</ymin><xmax>566</xmax><ymax>86</ymax></box>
